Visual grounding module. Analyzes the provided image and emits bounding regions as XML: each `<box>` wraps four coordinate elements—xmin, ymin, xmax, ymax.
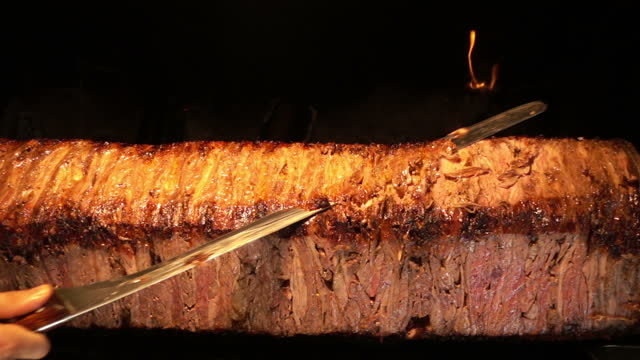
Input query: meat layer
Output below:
<box><xmin>0</xmin><ymin>137</ymin><xmax>639</xmax><ymax>338</ymax></box>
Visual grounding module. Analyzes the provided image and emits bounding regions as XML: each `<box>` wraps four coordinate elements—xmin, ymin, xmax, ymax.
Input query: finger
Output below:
<box><xmin>0</xmin><ymin>324</ymin><xmax>51</xmax><ymax>359</ymax></box>
<box><xmin>0</xmin><ymin>285</ymin><xmax>54</xmax><ymax>319</ymax></box>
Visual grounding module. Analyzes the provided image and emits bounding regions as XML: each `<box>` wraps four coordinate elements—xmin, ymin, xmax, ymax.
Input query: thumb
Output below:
<box><xmin>0</xmin><ymin>324</ymin><xmax>51</xmax><ymax>359</ymax></box>
<box><xmin>0</xmin><ymin>285</ymin><xmax>54</xmax><ymax>319</ymax></box>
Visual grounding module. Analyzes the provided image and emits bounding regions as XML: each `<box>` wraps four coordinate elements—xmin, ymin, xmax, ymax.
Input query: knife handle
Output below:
<box><xmin>12</xmin><ymin>292</ymin><xmax>70</xmax><ymax>332</ymax></box>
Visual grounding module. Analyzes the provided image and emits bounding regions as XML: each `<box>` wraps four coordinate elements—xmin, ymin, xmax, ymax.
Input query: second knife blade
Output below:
<box><xmin>443</xmin><ymin>101</ymin><xmax>547</xmax><ymax>150</ymax></box>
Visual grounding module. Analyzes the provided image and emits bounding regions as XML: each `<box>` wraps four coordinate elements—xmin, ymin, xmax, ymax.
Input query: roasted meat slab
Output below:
<box><xmin>0</xmin><ymin>137</ymin><xmax>639</xmax><ymax>338</ymax></box>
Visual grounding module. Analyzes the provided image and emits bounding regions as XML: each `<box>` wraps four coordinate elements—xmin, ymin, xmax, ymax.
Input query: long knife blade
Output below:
<box><xmin>12</xmin><ymin>206</ymin><xmax>328</xmax><ymax>332</ymax></box>
<box><xmin>443</xmin><ymin>100</ymin><xmax>547</xmax><ymax>150</ymax></box>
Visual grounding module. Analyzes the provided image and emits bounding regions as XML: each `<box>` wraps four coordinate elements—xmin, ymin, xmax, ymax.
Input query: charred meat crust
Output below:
<box><xmin>0</xmin><ymin>136</ymin><xmax>638</xmax><ymax>256</ymax></box>
<box><xmin>1</xmin><ymin>194</ymin><xmax>639</xmax><ymax>260</ymax></box>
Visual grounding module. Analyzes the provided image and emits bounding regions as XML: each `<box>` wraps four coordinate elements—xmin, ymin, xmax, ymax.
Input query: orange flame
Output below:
<box><xmin>467</xmin><ymin>30</ymin><xmax>498</xmax><ymax>91</ymax></box>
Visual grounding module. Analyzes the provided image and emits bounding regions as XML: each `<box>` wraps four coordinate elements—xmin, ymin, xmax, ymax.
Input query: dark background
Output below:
<box><xmin>1</xmin><ymin>4</ymin><xmax>639</xmax><ymax>359</ymax></box>
<box><xmin>1</xmin><ymin>5</ymin><xmax>638</xmax><ymax>146</ymax></box>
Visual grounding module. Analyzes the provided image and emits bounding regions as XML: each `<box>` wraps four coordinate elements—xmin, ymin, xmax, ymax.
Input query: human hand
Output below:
<box><xmin>0</xmin><ymin>285</ymin><xmax>53</xmax><ymax>360</ymax></box>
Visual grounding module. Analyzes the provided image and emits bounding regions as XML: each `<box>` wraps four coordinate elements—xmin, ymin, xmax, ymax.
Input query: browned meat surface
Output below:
<box><xmin>0</xmin><ymin>136</ymin><xmax>639</xmax><ymax>338</ymax></box>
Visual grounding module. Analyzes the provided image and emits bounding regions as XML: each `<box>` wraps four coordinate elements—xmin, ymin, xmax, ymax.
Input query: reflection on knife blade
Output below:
<box><xmin>443</xmin><ymin>100</ymin><xmax>547</xmax><ymax>151</ymax></box>
<box><xmin>12</xmin><ymin>206</ymin><xmax>329</xmax><ymax>332</ymax></box>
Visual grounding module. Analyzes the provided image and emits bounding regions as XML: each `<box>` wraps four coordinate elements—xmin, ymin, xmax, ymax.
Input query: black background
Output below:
<box><xmin>1</xmin><ymin>5</ymin><xmax>638</xmax><ymax>146</ymax></box>
<box><xmin>1</xmin><ymin>4</ymin><xmax>639</xmax><ymax>359</ymax></box>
